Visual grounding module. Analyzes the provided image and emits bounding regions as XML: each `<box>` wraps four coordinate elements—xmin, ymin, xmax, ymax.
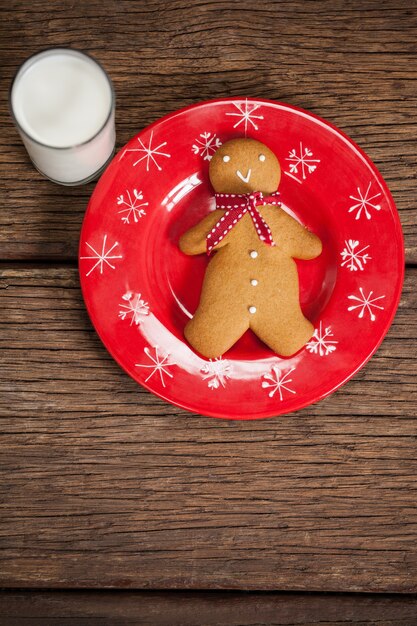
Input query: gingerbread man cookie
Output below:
<box><xmin>179</xmin><ymin>138</ymin><xmax>322</xmax><ymax>358</ymax></box>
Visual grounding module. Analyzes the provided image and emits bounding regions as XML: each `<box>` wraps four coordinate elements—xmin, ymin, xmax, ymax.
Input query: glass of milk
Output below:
<box><xmin>9</xmin><ymin>48</ymin><xmax>115</xmax><ymax>185</ymax></box>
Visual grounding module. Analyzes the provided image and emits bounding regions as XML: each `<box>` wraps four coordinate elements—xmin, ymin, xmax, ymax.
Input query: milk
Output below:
<box><xmin>10</xmin><ymin>49</ymin><xmax>115</xmax><ymax>185</ymax></box>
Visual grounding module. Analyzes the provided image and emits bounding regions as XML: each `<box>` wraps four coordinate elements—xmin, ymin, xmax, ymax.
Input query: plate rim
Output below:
<box><xmin>79</xmin><ymin>97</ymin><xmax>405</xmax><ymax>420</ymax></box>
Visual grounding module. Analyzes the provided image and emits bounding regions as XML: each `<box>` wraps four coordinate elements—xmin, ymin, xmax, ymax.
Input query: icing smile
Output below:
<box><xmin>236</xmin><ymin>169</ymin><xmax>251</xmax><ymax>183</ymax></box>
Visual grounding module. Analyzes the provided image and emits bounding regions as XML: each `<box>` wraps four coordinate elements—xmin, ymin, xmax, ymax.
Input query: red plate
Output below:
<box><xmin>79</xmin><ymin>98</ymin><xmax>404</xmax><ymax>419</ymax></box>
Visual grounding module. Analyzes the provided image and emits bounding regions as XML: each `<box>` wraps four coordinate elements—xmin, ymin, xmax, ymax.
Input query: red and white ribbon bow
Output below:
<box><xmin>206</xmin><ymin>190</ymin><xmax>281</xmax><ymax>255</ymax></box>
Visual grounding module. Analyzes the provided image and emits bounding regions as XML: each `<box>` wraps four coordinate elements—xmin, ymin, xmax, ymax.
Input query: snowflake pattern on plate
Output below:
<box><xmin>348</xmin><ymin>182</ymin><xmax>381</xmax><ymax>220</ymax></box>
<box><xmin>80</xmin><ymin>234</ymin><xmax>122</xmax><ymax>277</ymax></box>
<box><xmin>192</xmin><ymin>132</ymin><xmax>222</xmax><ymax>161</ymax></box>
<box><xmin>284</xmin><ymin>142</ymin><xmax>320</xmax><ymax>184</ymax></box>
<box><xmin>201</xmin><ymin>358</ymin><xmax>231</xmax><ymax>390</ymax></box>
<box><xmin>306</xmin><ymin>322</ymin><xmax>338</xmax><ymax>356</ymax></box>
<box><xmin>122</xmin><ymin>130</ymin><xmax>171</xmax><ymax>171</ymax></box>
<box><xmin>135</xmin><ymin>346</ymin><xmax>175</xmax><ymax>387</ymax></box>
<box><xmin>117</xmin><ymin>189</ymin><xmax>148</xmax><ymax>224</ymax></box>
<box><xmin>262</xmin><ymin>366</ymin><xmax>296</xmax><ymax>400</ymax></box>
<box><xmin>225</xmin><ymin>99</ymin><xmax>264</xmax><ymax>133</ymax></box>
<box><xmin>340</xmin><ymin>239</ymin><xmax>371</xmax><ymax>272</ymax></box>
<box><xmin>347</xmin><ymin>288</ymin><xmax>385</xmax><ymax>321</ymax></box>
<box><xmin>118</xmin><ymin>292</ymin><xmax>149</xmax><ymax>325</ymax></box>
<box><xmin>78</xmin><ymin>98</ymin><xmax>404</xmax><ymax>420</ymax></box>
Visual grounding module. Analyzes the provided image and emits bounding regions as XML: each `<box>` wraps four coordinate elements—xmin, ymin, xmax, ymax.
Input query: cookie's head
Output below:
<box><xmin>209</xmin><ymin>138</ymin><xmax>281</xmax><ymax>195</ymax></box>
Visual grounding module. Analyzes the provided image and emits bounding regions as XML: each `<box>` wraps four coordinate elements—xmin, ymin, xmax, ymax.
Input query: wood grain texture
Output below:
<box><xmin>1</xmin><ymin>591</ymin><xmax>417</xmax><ymax>626</ymax></box>
<box><xmin>1</xmin><ymin>266</ymin><xmax>416</xmax><ymax>591</ymax></box>
<box><xmin>0</xmin><ymin>0</ymin><xmax>416</xmax><ymax>262</ymax></box>
<box><xmin>1</xmin><ymin>0</ymin><xmax>417</xmax><ymax>600</ymax></box>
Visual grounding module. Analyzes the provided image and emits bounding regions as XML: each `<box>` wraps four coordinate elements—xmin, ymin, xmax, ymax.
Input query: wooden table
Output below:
<box><xmin>1</xmin><ymin>1</ymin><xmax>417</xmax><ymax>623</ymax></box>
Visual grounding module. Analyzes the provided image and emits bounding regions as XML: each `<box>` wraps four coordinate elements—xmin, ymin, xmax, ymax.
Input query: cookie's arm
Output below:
<box><xmin>179</xmin><ymin>210</ymin><xmax>227</xmax><ymax>255</ymax></box>
<box><xmin>267</xmin><ymin>208</ymin><xmax>322</xmax><ymax>260</ymax></box>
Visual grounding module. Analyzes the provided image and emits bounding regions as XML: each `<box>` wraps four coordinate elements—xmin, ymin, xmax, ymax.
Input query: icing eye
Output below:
<box><xmin>259</xmin><ymin>154</ymin><xmax>266</xmax><ymax>162</ymax></box>
<box><xmin>222</xmin><ymin>155</ymin><xmax>230</xmax><ymax>163</ymax></box>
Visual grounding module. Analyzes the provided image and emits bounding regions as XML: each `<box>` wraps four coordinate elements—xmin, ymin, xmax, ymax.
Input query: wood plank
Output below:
<box><xmin>0</xmin><ymin>0</ymin><xmax>416</xmax><ymax>262</ymax></box>
<box><xmin>1</xmin><ymin>591</ymin><xmax>417</xmax><ymax>626</ymax></box>
<box><xmin>0</xmin><ymin>266</ymin><xmax>416</xmax><ymax>591</ymax></box>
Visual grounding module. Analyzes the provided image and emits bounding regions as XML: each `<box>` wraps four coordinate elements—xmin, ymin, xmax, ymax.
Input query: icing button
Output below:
<box><xmin>249</xmin><ymin>250</ymin><xmax>258</xmax><ymax>259</ymax></box>
<box><xmin>248</xmin><ymin>306</ymin><xmax>257</xmax><ymax>314</ymax></box>
<box><xmin>250</xmin><ymin>279</ymin><xmax>258</xmax><ymax>286</ymax></box>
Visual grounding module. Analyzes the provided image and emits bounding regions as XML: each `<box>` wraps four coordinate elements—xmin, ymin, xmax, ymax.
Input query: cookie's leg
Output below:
<box><xmin>251</xmin><ymin>309</ymin><xmax>314</xmax><ymax>357</ymax></box>
<box><xmin>185</xmin><ymin>300</ymin><xmax>249</xmax><ymax>359</ymax></box>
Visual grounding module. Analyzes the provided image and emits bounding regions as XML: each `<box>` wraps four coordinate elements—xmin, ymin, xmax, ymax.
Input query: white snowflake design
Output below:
<box><xmin>261</xmin><ymin>366</ymin><xmax>296</xmax><ymax>401</ymax></box>
<box><xmin>285</xmin><ymin>142</ymin><xmax>320</xmax><ymax>183</ymax></box>
<box><xmin>306</xmin><ymin>322</ymin><xmax>338</xmax><ymax>356</ymax></box>
<box><xmin>347</xmin><ymin>287</ymin><xmax>385</xmax><ymax>322</ymax></box>
<box><xmin>122</xmin><ymin>130</ymin><xmax>171</xmax><ymax>171</ymax></box>
<box><xmin>117</xmin><ymin>189</ymin><xmax>148</xmax><ymax>224</ymax></box>
<box><xmin>225</xmin><ymin>99</ymin><xmax>264</xmax><ymax>133</ymax></box>
<box><xmin>118</xmin><ymin>292</ymin><xmax>149</xmax><ymax>325</ymax></box>
<box><xmin>192</xmin><ymin>132</ymin><xmax>222</xmax><ymax>161</ymax></box>
<box><xmin>135</xmin><ymin>346</ymin><xmax>175</xmax><ymax>387</ymax></box>
<box><xmin>80</xmin><ymin>234</ymin><xmax>122</xmax><ymax>277</ymax></box>
<box><xmin>340</xmin><ymin>239</ymin><xmax>371</xmax><ymax>272</ymax></box>
<box><xmin>348</xmin><ymin>182</ymin><xmax>382</xmax><ymax>220</ymax></box>
<box><xmin>201</xmin><ymin>358</ymin><xmax>231</xmax><ymax>390</ymax></box>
